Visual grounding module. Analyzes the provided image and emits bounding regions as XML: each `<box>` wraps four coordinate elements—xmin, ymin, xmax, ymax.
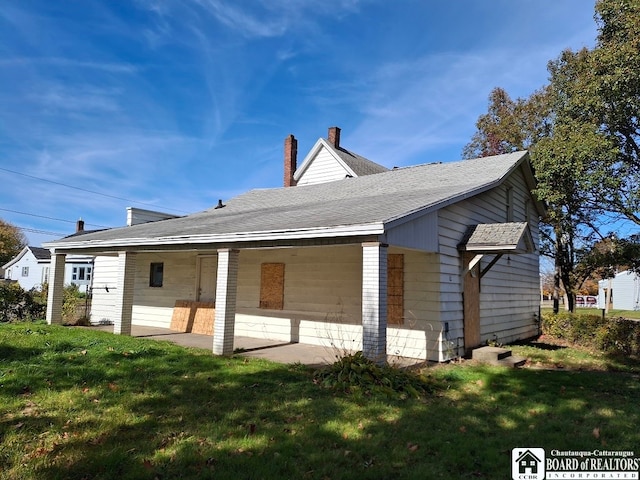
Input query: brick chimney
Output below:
<box><xmin>328</xmin><ymin>126</ymin><xmax>341</xmax><ymax>148</ymax></box>
<box><xmin>284</xmin><ymin>134</ymin><xmax>297</xmax><ymax>187</ymax></box>
<box><xmin>76</xmin><ymin>218</ymin><xmax>84</xmax><ymax>233</ymax></box>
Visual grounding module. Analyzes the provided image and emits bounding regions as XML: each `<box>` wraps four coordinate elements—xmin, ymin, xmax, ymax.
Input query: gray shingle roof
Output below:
<box><xmin>30</xmin><ymin>246</ymin><xmax>51</xmax><ymax>260</ymax></box>
<box><xmin>48</xmin><ymin>151</ymin><xmax>530</xmax><ymax>248</ymax></box>
<box><xmin>328</xmin><ymin>145</ymin><xmax>389</xmax><ymax>176</ymax></box>
<box><xmin>458</xmin><ymin>222</ymin><xmax>534</xmax><ymax>254</ymax></box>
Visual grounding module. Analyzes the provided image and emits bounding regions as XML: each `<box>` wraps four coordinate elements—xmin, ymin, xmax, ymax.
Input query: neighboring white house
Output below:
<box><xmin>3</xmin><ymin>246</ymin><xmax>52</xmax><ymax>290</ymax></box>
<box><xmin>44</xmin><ymin>127</ymin><xmax>546</xmax><ymax>363</ymax></box>
<box><xmin>598</xmin><ymin>270</ymin><xmax>640</xmax><ymax>311</ymax></box>
<box><xmin>3</xmin><ymin>245</ymin><xmax>94</xmax><ymax>292</ymax></box>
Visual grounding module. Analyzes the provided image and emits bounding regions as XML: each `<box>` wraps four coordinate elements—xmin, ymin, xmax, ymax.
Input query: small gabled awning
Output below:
<box><xmin>458</xmin><ymin>222</ymin><xmax>535</xmax><ymax>254</ymax></box>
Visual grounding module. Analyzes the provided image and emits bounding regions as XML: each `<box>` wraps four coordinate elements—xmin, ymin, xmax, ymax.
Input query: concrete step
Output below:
<box><xmin>471</xmin><ymin>346</ymin><xmax>527</xmax><ymax>368</ymax></box>
<box><xmin>495</xmin><ymin>355</ymin><xmax>527</xmax><ymax>368</ymax></box>
<box><xmin>471</xmin><ymin>346</ymin><xmax>512</xmax><ymax>362</ymax></box>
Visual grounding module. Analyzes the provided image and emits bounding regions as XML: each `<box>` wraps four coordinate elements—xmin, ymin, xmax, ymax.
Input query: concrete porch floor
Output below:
<box><xmin>82</xmin><ymin>324</ymin><xmax>424</xmax><ymax>368</ymax></box>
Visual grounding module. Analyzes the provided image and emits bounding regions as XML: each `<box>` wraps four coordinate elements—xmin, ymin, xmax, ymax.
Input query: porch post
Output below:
<box><xmin>46</xmin><ymin>252</ymin><xmax>66</xmax><ymax>325</ymax></box>
<box><xmin>361</xmin><ymin>242</ymin><xmax>388</xmax><ymax>364</ymax></box>
<box><xmin>114</xmin><ymin>251</ymin><xmax>136</xmax><ymax>336</ymax></box>
<box><xmin>213</xmin><ymin>248</ymin><xmax>239</xmax><ymax>355</ymax></box>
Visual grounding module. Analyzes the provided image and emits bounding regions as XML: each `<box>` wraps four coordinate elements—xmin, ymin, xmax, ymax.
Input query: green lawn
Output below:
<box><xmin>541</xmin><ymin>306</ymin><xmax>640</xmax><ymax>320</ymax></box>
<box><xmin>1</xmin><ymin>323</ymin><xmax>639</xmax><ymax>480</ymax></box>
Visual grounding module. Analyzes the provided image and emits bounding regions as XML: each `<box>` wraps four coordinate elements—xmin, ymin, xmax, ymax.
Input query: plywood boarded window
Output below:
<box><xmin>387</xmin><ymin>254</ymin><xmax>404</xmax><ymax>325</ymax></box>
<box><xmin>260</xmin><ymin>263</ymin><xmax>285</xmax><ymax>310</ymax></box>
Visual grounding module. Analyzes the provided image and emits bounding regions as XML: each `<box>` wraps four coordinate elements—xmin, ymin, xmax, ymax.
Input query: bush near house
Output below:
<box><xmin>542</xmin><ymin>312</ymin><xmax>640</xmax><ymax>356</ymax></box>
<box><xmin>0</xmin><ymin>283</ymin><xmax>88</xmax><ymax>324</ymax></box>
<box><xmin>61</xmin><ymin>283</ymin><xmax>90</xmax><ymax>325</ymax></box>
<box><xmin>0</xmin><ymin>282</ymin><xmax>45</xmax><ymax>322</ymax></box>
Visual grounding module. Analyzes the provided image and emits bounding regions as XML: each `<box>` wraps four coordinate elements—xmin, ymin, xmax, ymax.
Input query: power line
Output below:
<box><xmin>0</xmin><ymin>207</ymin><xmax>109</xmax><ymax>228</ymax></box>
<box><xmin>18</xmin><ymin>227</ymin><xmax>65</xmax><ymax>237</ymax></box>
<box><xmin>0</xmin><ymin>166</ymin><xmax>189</xmax><ymax>214</ymax></box>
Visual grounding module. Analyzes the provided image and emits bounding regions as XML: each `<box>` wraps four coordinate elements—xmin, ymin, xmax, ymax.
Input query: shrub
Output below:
<box><xmin>1</xmin><ymin>283</ymin><xmax>89</xmax><ymax>324</ymax></box>
<box><xmin>0</xmin><ymin>282</ymin><xmax>45</xmax><ymax>322</ymax></box>
<box><xmin>313</xmin><ymin>351</ymin><xmax>435</xmax><ymax>399</ymax></box>
<box><xmin>542</xmin><ymin>311</ymin><xmax>640</xmax><ymax>356</ymax></box>
<box><xmin>595</xmin><ymin>318</ymin><xmax>640</xmax><ymax>356</ymax></box>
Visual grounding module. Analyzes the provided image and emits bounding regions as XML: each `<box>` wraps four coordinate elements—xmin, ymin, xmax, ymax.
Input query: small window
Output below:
<box><xmin>86</xmin><ymin>267</ymin><xmax>92</xmax><ymax>281</ymax></box>
<box><xmin>72</xmin><ymin>267</ymin><xmax>78</xmax><ymax>281</ymax></box>
<box><xmin>260</xmin><ymin>263</ymin><xmax>284</xmax><ymax>309</ymax></box>
<box><xmin>506</xmin><ymin>187</ymin><xmax>514</xmax><ymax>222</ymax></box>
<box><xmin>22</xmin><ymin>267</ymin><xmax>29</xmax><ymax>277</ymax></box>
<box><xmin>149</xmin><ymin>262</ymin><xmax>164</xmax><ymax>287</ymax></box>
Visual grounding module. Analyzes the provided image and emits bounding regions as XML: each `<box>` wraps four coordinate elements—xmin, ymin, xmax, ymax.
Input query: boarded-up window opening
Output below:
<box><xmin>387</xmin><ymin>254</ymin><xmax>404</xmax><ymax>325</ymax></box>
<box><xmin>260</xmin><ymin>263</ymin><xmax>285</xmax><ymax>310</ymax></box>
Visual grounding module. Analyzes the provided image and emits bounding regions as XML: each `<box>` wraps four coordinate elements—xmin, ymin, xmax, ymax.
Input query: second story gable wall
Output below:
<box><xmin>296</xmin><ymin>148</ymin><xmax>352</xmax><ymax>186</ymax></box>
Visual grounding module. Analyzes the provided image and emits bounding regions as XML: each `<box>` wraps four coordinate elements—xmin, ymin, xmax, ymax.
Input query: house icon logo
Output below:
<box><xmin>512</xmin><ymin>448</ymin><xmax>545</xmax><ymax>480</ymax></box>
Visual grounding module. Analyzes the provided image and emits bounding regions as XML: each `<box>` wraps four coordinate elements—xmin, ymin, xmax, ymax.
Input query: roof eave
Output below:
<box><xmin>43</xmin><ymin>223</ymin><xmax>386</xmax><ymax>252</ymax></box>
<box><xmin>2</xmin><ymin>246</ymin><xmax>30</xmax><ymax>269</ymax></box>
<box><xmin>384</xmin><ymin>152</ymin><xmax>532</xmax><ymax>229</ymax></box>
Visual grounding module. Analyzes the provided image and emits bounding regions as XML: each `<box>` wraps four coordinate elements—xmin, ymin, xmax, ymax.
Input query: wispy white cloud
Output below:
<box><xmin>343</xmin><ymin>4</ymin><xmax>599</xmax><ymax>165</ymax></box>
<box><xmin>29</xmin><ymin>85</ymin><xmax>122</xmax><ymax>114</ymax></box>
<box><xmin>0</xmin><ymin>57</ymin><xmax>139</xmax><ymax>73</ymax></box>
<box><xmin>185</xmin><ymin>0</ymin><xmax>367</xmax><ymax>38</ymax></box>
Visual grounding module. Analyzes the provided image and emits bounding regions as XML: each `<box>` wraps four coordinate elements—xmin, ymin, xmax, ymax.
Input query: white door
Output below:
<box><xmin>197</xmin><ymin>256</ymin><xmax>217</xmax><ymax>303</ymax></box>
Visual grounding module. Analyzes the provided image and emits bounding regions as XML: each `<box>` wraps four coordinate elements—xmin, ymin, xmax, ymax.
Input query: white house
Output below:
<box><xmin>3</xmin><ymin>245</ymin><xmax>94</xmax><ymax>292</ymax></box>
<box><xmin>3</xmin><ymin>246</ymin><xmax>52</xmax><ymax>290</ymax></box>
<box><xmin>598</xmin><ymin>270</ymin><xmax>640</xmax><ymax>311</ymax></box>
<box><xmin>44</xmin><ymin>127</ymin><xmax>545</xmax><ymax>363</ymax></box>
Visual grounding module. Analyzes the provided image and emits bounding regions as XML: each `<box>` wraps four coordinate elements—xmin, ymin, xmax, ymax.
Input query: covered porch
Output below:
<box><xmin>46</xmin><ymin>239</ymin><xmax>444</xmax><ymax>364</ymax></box>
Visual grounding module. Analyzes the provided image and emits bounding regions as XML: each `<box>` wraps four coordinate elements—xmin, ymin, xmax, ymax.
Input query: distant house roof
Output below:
<box><xmin>46</xmin><ymin>151</ymin><xmax>542</xmax><ymax>251</ymax></box>
<box><xmin>2</xmin><ymin>246</ymin><xmax>51</xmax><ymax>269</ymax></box>
<box><xmin>30</xmin><ymin>246</ymin><xmax>51</xmax><ymax>261</ymax></box>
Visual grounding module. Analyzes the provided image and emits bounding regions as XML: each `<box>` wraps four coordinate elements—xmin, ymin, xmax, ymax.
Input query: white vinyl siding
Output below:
<box><xmin>385</xmin><ymin>211</ymin><xmax>439</xmax><ymax>251</ymax></box>
<box><xmin>234</xmin><ymin>246</ymin><xmax>443</xmax><ymax>361</ymax></box>
<box><xmin>437</xmin><ymin>165</ymin><xmax>540</xmax><ymax>356</ymax></box>
<box><xmin>601</xmin><ymin>271</ymin><xmax>640</xmax><ymax>311</ymax></box>
<box><xmin>5</xmin><ymin>250</ymin><xmax>48</xmax><ymax>291</ymax></box>
<box><xmin>131</xmin><ymin>252</ymin><xmax>198</xmax><ymax>327</ymax></box>
<box><xmin>296</xmin><ymin>147</ymin><xmax>352</xmax><ymax>185</ymax></box>
<box><xmin>123</xmin><ymin>246</ymin><xmax>443</xmax><ymax>361</ymax></box>
<box><xmin>89</xmin><ymin>256</ymin><xmax>119</xmax><ymax>325</ymax></box>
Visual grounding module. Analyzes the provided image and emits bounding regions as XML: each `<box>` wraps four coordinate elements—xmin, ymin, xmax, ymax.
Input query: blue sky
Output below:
<box><xmin>1</xmin><ymin>0</ymin><xmax>598</xmax><ymax>247</ymax></box>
